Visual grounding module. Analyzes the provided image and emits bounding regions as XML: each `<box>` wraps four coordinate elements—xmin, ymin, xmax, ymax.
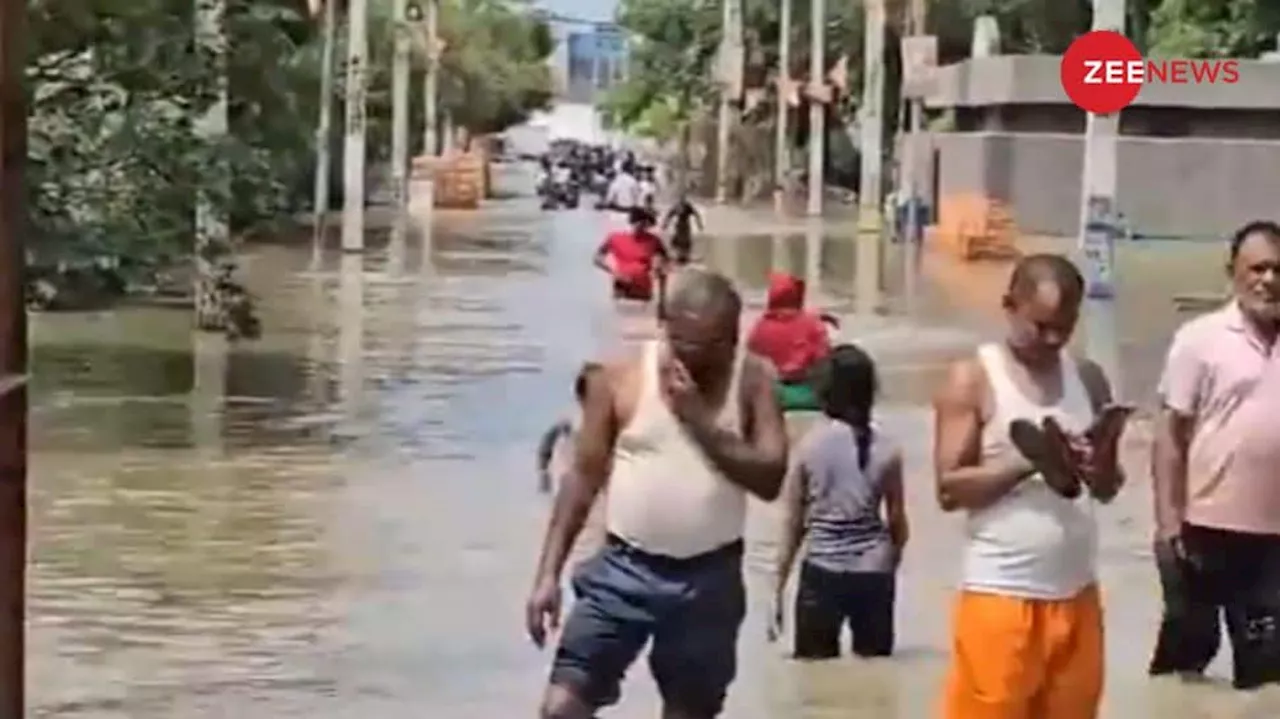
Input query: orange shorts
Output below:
<box><xmin>941</xmin><ymin>584</ymin><xmax>1103</xmax><ymax>719</ymax></box>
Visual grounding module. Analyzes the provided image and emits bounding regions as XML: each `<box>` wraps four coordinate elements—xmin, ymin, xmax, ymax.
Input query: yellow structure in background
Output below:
<box><xmin>927</xmin><ymin>193</ymin><xmax>1021</xmax><ymax>260</ymax></box>
<box><xmin>411</xmin><ymin>150</ymin><xmax>484</xmax><ymax>209</ymax></box>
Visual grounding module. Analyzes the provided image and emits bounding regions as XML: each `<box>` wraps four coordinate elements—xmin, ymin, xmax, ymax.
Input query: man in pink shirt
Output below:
<box><xmin>1150</xmin><ymin>220</ymin><xmax>1280</xmax><ymax>689</ymax></box>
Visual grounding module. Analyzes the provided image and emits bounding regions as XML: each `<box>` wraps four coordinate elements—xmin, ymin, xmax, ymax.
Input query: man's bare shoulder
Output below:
<box><xmin>581</xmin><ymin>353</ymin><xmax>633</xmax><ymax>393</ymax></box>
<box><xmin>935</xmin><ymin>355</ymin><xmax>989</xmax><ymax>411</ymax></box>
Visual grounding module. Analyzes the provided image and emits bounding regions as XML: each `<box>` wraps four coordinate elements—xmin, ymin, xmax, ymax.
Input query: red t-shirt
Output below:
<box><xmin>747</xmin><ymin>272</ymin><xmax>830</xmax><ymax>381</ymax></box>
<box><xmin>748</xmin><ymin>310</ymin><xmax>830</xmax><ymax>381</ymax></box>
<box><xmin>604</xmin><ymin>230</ymin><xmax>663</xmax><ymax>299</ymax></box>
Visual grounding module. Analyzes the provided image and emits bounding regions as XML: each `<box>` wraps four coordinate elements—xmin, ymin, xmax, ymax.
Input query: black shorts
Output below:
<box><xmin>611</xmin><ymin>280</ymin><xmax>653</xmax><ymax>302</ymax></box>
<box><xmin>793</xmin><ymin>561</ymin><xmax>896</xmax><ymax>659</ymax></box>
<box><xmin>671</xmin><ymin>232</ymin><xmax>692</xmax><ymax>260</ymax></box>
<box><xmin>1149</xmin><ymin>523</ymin><xmax>1280</xmax><ymax>689</ymax></box>
<box><xmin>550</xmin><ymin>535</ymin><xmax>746</xmax><ymax>716</ymax></box>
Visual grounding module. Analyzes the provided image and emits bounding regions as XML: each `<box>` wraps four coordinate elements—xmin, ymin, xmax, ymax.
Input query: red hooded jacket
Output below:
<box><xmin>747</xmin><ymin>272</ymin><xmax>830</xmax><ymax>382</ymax></box>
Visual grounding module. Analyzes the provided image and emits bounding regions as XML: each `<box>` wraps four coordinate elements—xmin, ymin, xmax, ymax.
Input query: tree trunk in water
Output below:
<box><xmin>195</xmin><ymin>0</ymin><xmax>230</xmax><ymax>332</ymax></box>
<box><xmin>191</xmin><ymin>332</ymin><xmax>228</xmax><ymax>456</ymax></box>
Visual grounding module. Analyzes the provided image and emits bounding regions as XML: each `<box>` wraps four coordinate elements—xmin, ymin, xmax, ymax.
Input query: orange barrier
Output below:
<box><xmin>410</xmin><ymin>151</ymin><xmax>484</xmax><ymax>209</ymax></box>
<box><xmin>927</xmin><ymin>193</ymin><xmax>1020</xmax><ymax>261</ymax></box>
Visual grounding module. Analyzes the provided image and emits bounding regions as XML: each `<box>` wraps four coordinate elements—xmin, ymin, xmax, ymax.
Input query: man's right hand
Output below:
<box><xmin>766</xmin><ymin>593</ymin><xmax>784</xmax><ymax>643</ymax></box>
<box><xmin>525</xmin><ymin>576</ymin><xmax>562</xmax><ymax>649</ymax></box>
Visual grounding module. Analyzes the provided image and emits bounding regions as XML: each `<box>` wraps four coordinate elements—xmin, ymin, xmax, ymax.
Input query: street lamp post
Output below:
<box><xmin>390</xmin><ymin>0</ymin><xmax>411</xmax><ymax>248</ymax></box>
<box><xmin>310</xmin><ymin>0</ymin><xmax>339</xmax><ymax>267</ymax></box>
<box><xmin>408</xmin><ymin>0</ymin><xmax>440</xmax><ymax>159</ymax></box>
<box><xmin>341</xmin><ymin>0</ymin><xmax>370</xmax><ymax>253</ymax></box>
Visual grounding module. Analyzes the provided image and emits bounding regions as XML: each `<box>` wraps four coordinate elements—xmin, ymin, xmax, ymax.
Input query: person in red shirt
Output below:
<box><xmin>748</xmin><ymin>272</ymin><xmax>832</xmax><ymax>411</ymax></box>
<box><xmin>594</xmin><ymin>207</ymin><xmax>668</xmax><ymax>303</ymax></box>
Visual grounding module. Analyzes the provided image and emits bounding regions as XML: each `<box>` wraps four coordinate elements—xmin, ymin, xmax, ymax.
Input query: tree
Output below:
<box><xmin>1146</xmin><ymin>0</ymin><xmax>1280</xmax><ymax>57</ymax></box>
<box><xmin>26</xmin><ymin>0</ymin><xmax>553</xmax><ymax>327</ymax></box>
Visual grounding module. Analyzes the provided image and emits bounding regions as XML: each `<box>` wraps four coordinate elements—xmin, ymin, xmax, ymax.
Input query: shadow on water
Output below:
<box><xmin>26</xmin><ymin>170</ymin><xmax>1276</xmax><ymax>718</ymax></box>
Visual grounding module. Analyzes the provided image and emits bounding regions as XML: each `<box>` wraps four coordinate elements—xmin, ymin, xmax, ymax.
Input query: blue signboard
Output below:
<box><xmin>565</xmin><ymin>26</ymin><xmax>626</xmax><ymax>99</ymax></box>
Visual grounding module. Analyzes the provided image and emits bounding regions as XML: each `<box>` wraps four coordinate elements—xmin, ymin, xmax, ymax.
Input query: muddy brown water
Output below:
<box><xmin>25</xmin><ymin>189</ymin><xmax>1280</xmax><ymax>717</ymax></box>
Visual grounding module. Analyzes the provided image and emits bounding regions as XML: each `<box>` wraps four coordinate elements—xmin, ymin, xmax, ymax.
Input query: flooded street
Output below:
<box><xmin>23</xmin><ymin>170</ymin><xmax>1280</xmax><ymax>718</ymax></box>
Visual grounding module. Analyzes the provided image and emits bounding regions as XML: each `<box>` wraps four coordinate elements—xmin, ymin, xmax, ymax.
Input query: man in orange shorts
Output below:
<box><xmin>932</xmin><ymin>254</ymin><xmax>1128</xmax><ymax>719</ymax></box>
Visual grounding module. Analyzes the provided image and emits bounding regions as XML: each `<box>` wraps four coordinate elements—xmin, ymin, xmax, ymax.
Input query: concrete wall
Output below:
<box><xmin>933</xmin><ymin>132</ymin><xmax>1280</xmax><ymax>238</ymax></box>
<box><xmin>926</xmin><ymin>56</ymin><xmax>1280</xmax><ymax>110</ymax></box>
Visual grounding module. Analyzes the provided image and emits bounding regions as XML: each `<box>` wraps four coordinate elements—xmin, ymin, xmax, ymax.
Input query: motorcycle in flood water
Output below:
<box><xmin>540</xmin><ymin>180</ymin><xmax>581</xmax><ymax>210</ymax></box>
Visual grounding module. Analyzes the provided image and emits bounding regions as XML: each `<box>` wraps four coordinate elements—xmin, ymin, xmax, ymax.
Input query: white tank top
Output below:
<box><xmin>605</xmin><ymin>340</ymin><xmax>748</xmax><ymax>558</ymax></box>
<box><xmin>962</xmin><ymin>343</ymin><xmax>1098</xmax><ymax>599</ymax></box>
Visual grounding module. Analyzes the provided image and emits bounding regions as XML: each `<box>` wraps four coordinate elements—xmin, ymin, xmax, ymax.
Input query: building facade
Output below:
<box><xmin>563</xmin><ymin>24</ymin><xmax>627</xmax><ymax>104</ymax></box>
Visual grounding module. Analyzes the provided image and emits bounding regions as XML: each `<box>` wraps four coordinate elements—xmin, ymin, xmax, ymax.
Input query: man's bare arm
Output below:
<box><xmin>1077</xmin><ymin>358</ymin><xmax>1124</xmax><ymax>503</ymax></box>
<box><xmin>532</xmin><ymin>365</ymin><xmax>617</xmax><ymax>583</ymax></box>
<box><xmin>683</xmin><ymin>357</ymin><xmax>788</xmax><ymax>501</ymax></box>
<box><xmin>592</xmin><ymin>242</ymin><xmax>611</xmax><ymax>273</ymax></box>
<box><xmin>933</xmin><ymin>359</ymin><xmax>1034</xmax><ymax>512</ymax></box>
<box><xmin>882</xmin><ymin>452</ymin><xmax>909</xmax><ymax>552</ymax></box>
<box><xmin>1152</xmin><ymin>407</ymin><xmax>1193</xmax><ymax>541</ymax></box>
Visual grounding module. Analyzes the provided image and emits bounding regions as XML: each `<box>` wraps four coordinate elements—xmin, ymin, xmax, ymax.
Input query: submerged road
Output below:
<box><xmin>24</xmin><ymin>168</ymin><xmax>1280</xmax><ymax>717</ymax></box>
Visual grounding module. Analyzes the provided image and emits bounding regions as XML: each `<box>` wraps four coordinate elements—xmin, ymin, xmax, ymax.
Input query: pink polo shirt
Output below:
<box><xmin>1158</xmin><ymin>301</ymin><xmax>1280</xmax><ymax>535</ymax></box>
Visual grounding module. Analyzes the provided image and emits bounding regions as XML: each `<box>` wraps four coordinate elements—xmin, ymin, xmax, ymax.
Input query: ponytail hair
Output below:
<box><xmin>814</xmin><ymin>344</ymin><xmax>879</xmax><ymax>470</ymax></box>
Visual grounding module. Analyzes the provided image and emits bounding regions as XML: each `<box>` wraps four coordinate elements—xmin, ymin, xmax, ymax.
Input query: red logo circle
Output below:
<box><xmin>1060</xmin><ymin>31</ymin><xmax>1143</xmax><ymax>114</ymax></box>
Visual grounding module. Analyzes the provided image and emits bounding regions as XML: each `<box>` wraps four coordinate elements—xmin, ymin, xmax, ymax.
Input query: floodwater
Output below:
<box><xmin>25</xmin><ymin>168</ymin><xmax>1280</xmax><ymax>718</ymax></box>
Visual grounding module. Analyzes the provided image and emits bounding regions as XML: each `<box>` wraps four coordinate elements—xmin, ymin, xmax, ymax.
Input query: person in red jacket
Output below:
<box><xmin>594</xmin><ymin>207</ymin><xmax>668</xmax><ymax>303</ymax></box>
<box><xmin>748</xmin><ymin>272</ymin><xmax>832</xmax><ymax>410</ymax></box>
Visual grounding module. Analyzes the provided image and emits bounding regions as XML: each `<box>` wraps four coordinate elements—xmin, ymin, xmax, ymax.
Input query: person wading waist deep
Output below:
<box><xmin>525</xmin><ymin>268</ymin><xmax>788</xmax><ymax>719</ymax></box>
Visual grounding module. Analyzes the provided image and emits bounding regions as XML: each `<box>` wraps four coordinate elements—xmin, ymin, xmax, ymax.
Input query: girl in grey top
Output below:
<box><xmin>770</xmin><ymin>344</ymin><xmax>909</xmax><ymax>659</ymax></box>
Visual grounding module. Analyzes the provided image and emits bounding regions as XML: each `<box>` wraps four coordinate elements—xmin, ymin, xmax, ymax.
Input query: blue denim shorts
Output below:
<box><xmin>549</xmin><ymin>535</ymin><xmax>746</xmax><ymax>716</ymax></box>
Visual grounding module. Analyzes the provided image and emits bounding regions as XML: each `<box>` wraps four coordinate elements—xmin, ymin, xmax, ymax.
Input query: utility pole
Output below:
<box><xmin>773</xmin><ymin>0</ymin><xmax>792</xmax><ymax>214</ymax></box>
<box><xmin>856</xmin><ymin>0</ymin><xmax>886</xmax><ymax>315</ymax></box>
<box><xmin>0</xmin><ymin>0</ymin><xmax>26</xmax><ymax>713</ymax></box>
<box><xmin>715</xmin><ymin>0</ymin><xmax>742</xmax><ymax>204</ymax></box>
<box><xmin>390</xmin><ymin>0</ymin><xmax>411</xmax><ymax>250</ymax></box>
<box><xmin>1077</xmin><ymin>0</ymin><xmax>1124</xmax><ymax>300</ymax></box>
<box><xmin>899</xmin><ymin>0</ymin><xmax>932</xmax><ymax>313</ymax></box>
<box><xmin>424</xmin><ymin>0</ymin><xmax>440</xmax><ymax>157</ymax></box>
<box><xmin>341</xmin><ymin>0</ymin><xmax>370</xmax><ymax>252</ymax></box>
<box><xmin>805</xmin><ymin>0</ymin><xmax>826</xmax><ymax>216</ymax></box>
<box><xmin>310</xmin><ymin>0</ymin><xmax>338</xmax><ymax>267</ymax></box>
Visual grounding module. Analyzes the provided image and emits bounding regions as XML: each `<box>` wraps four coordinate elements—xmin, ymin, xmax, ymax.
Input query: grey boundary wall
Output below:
<box><xmin>916</xmin><ymin>56</ymin><xmax>1280</xmax><ymax>239</ymax></box>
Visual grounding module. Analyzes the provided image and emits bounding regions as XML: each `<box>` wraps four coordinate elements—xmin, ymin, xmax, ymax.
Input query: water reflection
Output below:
<box><xmin>337</xmin><ymin>254</ymin><xmax>365</xmax><ymax>436</ymax></box>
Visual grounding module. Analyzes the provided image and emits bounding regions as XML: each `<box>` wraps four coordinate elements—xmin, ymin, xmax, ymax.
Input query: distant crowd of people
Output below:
<box><xmin>528</xmin><ymin>156</ymin><xmax>1280</xmax><ymax>718</ymax></box>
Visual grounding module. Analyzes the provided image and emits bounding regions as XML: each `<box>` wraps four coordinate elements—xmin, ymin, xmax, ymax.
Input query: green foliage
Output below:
<box><xmin>27</xmin><ymin>0</ymin><xmax>553</xmax><ymax>300</ymax></box>
<box><xmin>433</xmin><ymin>0</ymin><xmax>555</xmax><ymax>133</ymax></box>
<box><xmin>1146</xmin><ymin>0</ymin><xmax>1280</xmax><ymax>57</ymax></box>
<box><xmin>600</xmin><ymin>0</ymin><xmax>720</xmax><ymax>135</ymax></box>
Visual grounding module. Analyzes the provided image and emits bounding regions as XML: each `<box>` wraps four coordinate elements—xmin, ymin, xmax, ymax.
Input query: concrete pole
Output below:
<box><xmin>422</xmin><ymin>0</ymin><xmax>439</xmax><ymax>158</ymax></box>
<box><xmin>311</xmin><ymin>0</ymin><xmax>338</xmax><ymax>267</ymax></box>
<box><xmin>390</xmin><ymin>0</ymin><xmax>411</xmax><ymax>250</ymax></box>
<box><xmin>341</xmin><ymin>0</ymin><xmax>370</xmax><ymax>252</ymax></box>
<box><xmin>1077</xmin><ymin>0</ymin><xmax>1124</xmax><ymax>300</ymax></box>
<box><xmin>0</xmin><ymin>0</ymin><xmax>27</xmax><ymax>712</ymax></box>
<box><xmin>773</xmin><ymin>0</ymin><xmax>792</xmax><ymax>214</ymax></box>
<box><xmin>715</xmin><ymin>0</ymin><xmax>741</xmax><ymax>204</ymax></box>
<box><xmin>901</xmin><ymin>0</ymin><xmax>926</xmax><ymax>313</ymax></box>
<box><xmin>856</xmin><ymin>0</ymin><xmax>886</xmax><ymax>315</ymax></box>
<box><xmin>806</xmin><ymin>0</ymin><xmax>826</xmax><ymax>217</ymax></box>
